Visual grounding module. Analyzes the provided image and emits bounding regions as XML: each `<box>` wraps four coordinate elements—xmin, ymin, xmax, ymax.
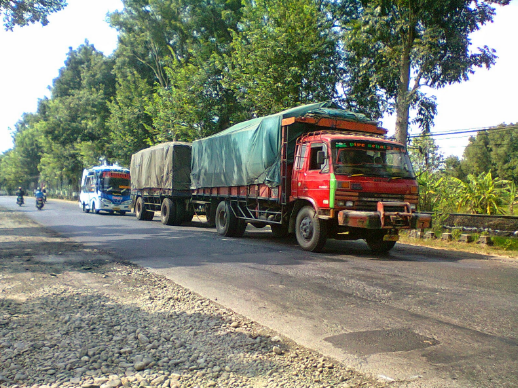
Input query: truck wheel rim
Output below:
<box><xmin>300</xmin><ymin>217</ymin><xmax>313</xmax><ymax>240</ymax></box>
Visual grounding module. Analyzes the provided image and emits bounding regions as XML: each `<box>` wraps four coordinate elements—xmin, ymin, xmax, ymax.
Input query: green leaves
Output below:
<box><xmin>340</xmin><ymin>0</ymin><xmax>509</xmax><ymax>143</ymax></box>
<box><xmin>1</xmin><ymin>0</ymin><xmax>67</xmax><ymax>31</ymax></box>
<box><xmin>450</xmin><ymin>171</ymin><xmax>509</xmax><ymax>215</ymax></box>
<box><xmin>225</xmin><ymin>0</ymin><xmax>340</xmax><ymax>117</ymax></box>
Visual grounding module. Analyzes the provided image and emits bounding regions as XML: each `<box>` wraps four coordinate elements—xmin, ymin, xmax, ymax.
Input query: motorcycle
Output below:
<box><xmin>36</xmin><ymin>197</ymin><xmax>44</xmax><ymax>210</ymax></box>
<box><xmin>16</xmin><ymin>196</ymin><xmax>24</xmax><ymax>206</ymax></box>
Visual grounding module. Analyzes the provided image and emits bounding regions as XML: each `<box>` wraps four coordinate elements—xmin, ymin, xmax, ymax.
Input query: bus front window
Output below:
<box><xmin>101</xmin><ymin>172</ymin><xmax>131</xmax><ymax>195</ymax></box>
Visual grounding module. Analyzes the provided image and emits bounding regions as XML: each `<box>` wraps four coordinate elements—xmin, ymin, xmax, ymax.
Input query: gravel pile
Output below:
<box><xmin>0</xmin><ymin>207</ymin><xmax>385</xmax><ymax>388</ymax></box>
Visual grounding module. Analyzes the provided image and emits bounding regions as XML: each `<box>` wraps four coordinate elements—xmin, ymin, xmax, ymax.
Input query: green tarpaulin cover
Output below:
<box><xmin>190</xmin><ymin>102</ymin><xmax>376</xmax><ymax>189</ymax></box>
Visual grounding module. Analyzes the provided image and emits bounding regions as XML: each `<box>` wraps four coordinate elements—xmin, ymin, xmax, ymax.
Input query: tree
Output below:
<box><xmin>225</xmin><ymin>0</ymin><xmax>340</xmax><ymax>117</ymax></box>
<box><xmin>443</xmin><ymin>155</ymin><xmax>465</xmax><ymax>180</ymax></box>
<box><xmin>1</xmin><ymin>0</ymin><xmax>67</xmax><ymax>31</ymax></box>
<box><xmin>109</xmin><ymin>0</ymin><xmax>243</xmax><ymax>145</ymax></box>
<box><xmin>43</xmin><ymin>42</ymin><xmax>116</xmax><ymax>167</ymax></box>
<box><xmin>461</xmin><ymin>124</ymin><xmax>518</xmax><ymax>184</ymax></box>
<box><xmin>340</xmin><ymin>0</ymin><xmax>510</xmax><ymax>144</ymax></box>
<box><xmin>408</xmin><ymin>134</ymin><xmax>443</xmax><ymax>176</ymax></box>
<box><xmin>108</xmin><ymin>71</ymin><xmax>157</xmax><ymax>165</ymax></box>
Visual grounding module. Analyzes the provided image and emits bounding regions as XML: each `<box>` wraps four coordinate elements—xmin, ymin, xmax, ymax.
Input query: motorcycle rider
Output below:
<box><xmin>15</xmin><ymin>187</ymin><xmax>25</xmax><ymax>205</ymax></box>
<box><xmin>35</xmin><ymin>187</ymin><xmax>45</xmax><ymax>209</ymax></box>
<box><xmin>35</xmin><ymin>187</ymin><xmax>44</xmax><ymax>202</ymax></box>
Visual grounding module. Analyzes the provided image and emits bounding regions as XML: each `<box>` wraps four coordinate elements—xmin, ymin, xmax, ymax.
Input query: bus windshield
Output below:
<box><xmin>100</xmin><ymin>171</ymin><xmax>131</xmax><ymax>195</ymax></box>
<box><xmin>332</xmin><ymin>140</ymin><xmax>415</xmax><ymax>179</ymax></box>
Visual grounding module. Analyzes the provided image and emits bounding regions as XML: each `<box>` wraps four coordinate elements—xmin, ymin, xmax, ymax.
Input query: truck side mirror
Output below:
<box><xmin>316</xmin><ymin>151</ymin><xmax>326</xmax><ymax>166</ymax></box>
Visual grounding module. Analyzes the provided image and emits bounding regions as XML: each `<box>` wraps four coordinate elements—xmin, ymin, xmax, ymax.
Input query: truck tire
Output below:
<box><xmin>215</xmin><ymin>201</ymin><xmax>238</xmax><ymax>237</ymax></box>
<box><xmin>365</xmin><ymin>231</ymin><xmax>396</xmax><ymax>253</ymax></box>
<box><xmin>161</xmin><ymin>198</ymin><xmax>176</xmax><ymax>225</ymax></box>
<box><xmin>135</xmin><ymin>197</ymin><xmax>153</xmax><ymax>221</ymax></box>
<box><xmin>233</xmin><ymin>219</ymin><xmax>247</xmax><ymax>237</ymax></box>
<box><xmin>295</xmin><ymin>206</ymin><xmax>327</xmax><ymax>252</ymax></box>
<box><xmin>82</xmin><ymin>203</ymin><xmax>90</xmax><ymax>213</ymax></box>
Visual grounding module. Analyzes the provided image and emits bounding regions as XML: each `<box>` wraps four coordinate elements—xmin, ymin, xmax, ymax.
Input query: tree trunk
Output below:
<box><xmin>395</xmin><ymin>45</ymin><xmax>411</xmax><ymax>145</ymax></box>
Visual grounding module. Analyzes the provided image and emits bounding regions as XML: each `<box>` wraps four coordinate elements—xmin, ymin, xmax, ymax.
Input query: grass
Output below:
<box><xmin>399</xmin><ymin>230</ymin><xmax>518</xmax><ymax>258</ymax></box>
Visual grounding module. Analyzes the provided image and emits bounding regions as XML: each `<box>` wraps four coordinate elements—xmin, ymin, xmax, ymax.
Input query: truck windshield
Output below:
<box><xmin>100</xmin><ymin>172</ymin><xmax>131</xmax><ymax>195</ymax></box>
<box><xmin>332</xmin><ymin>140</ymin><xmax>415</xmax><ymax>179</ymax></box>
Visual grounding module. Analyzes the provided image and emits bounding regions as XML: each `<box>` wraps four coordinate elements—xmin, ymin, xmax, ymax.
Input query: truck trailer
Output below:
<box><xmin>130</xmin><ymin>102</ymin><xmax>431</xmax><ymax>252</ymax></box>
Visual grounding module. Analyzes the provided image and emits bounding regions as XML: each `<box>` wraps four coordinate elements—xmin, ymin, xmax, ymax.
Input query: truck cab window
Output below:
<box><xmin>309</xmin><ymin>144</ymin><xmax>327</xmax><ymax>171</ymax></box>
<box><xmin>294</xmin><ymin>144</ymin><xmax>307</xmax><ymax>170</ymax></box>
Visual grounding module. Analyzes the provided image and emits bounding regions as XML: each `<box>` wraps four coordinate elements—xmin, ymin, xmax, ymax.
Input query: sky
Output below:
<box><xmin>0</xmin><ymin>0</ymin><xmax>517</xmax><ymax>158</ymax></box>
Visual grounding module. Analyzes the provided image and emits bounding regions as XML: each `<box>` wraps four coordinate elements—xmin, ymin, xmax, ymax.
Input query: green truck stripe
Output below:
<box><xmin>330</xmin><ymin>173</ymin><xmax>336</xmax><ymax>208</ymax></box>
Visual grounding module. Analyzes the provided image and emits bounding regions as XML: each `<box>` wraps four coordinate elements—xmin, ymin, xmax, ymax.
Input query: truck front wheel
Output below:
<box><xmin>215</xmin><ymin>201</ymin><xmax>238</xmax><ymax>237</ymax></box>
<box><xmin>295</xmin><ymin>206</ymin><xmax>327</xmax><ymax>252</ymax></box>
<box><xmin>365</xmin><ymin>231</ymin><xmax>396</xmax><ymax>253</ymax></box>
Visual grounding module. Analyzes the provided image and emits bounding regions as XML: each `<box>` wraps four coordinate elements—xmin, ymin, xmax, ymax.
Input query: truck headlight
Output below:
<box><xmin>410</xmin><ymin>203</ymin><xmax>416</xmax><ymax>211</ymax></box>
<box><xmin>346</xmin><ymin>201</ymin><xmax>354</xmax><ymax>207</ymax></box>
<box><xmin>102</xmin><ymin>199</ymin><xmax>111</xmax><ymax>205</ymax></box>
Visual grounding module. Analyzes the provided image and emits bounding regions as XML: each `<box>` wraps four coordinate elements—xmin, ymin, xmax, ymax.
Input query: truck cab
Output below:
<box><xmin>289</xmin><ymin>129</ymin><xmax>430</xmax><ymax>252</ymax></box>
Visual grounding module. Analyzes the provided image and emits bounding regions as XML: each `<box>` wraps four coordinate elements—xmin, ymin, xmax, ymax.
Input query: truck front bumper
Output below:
<box><xmin>337</xmin><ymin>202</ymin><xmax>432</xmax><ymax>230</ymax></box>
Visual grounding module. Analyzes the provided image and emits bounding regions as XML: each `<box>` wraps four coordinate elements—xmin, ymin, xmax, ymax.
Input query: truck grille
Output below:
<box><xmin>335</xmin><ymin>190</ymin><xmax>406</xmax><ymax>211</ymax></box>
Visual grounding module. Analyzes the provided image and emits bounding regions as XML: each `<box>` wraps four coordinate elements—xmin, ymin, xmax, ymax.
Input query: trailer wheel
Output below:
<box><xmin>215</xmin><ymin>201</ymin><xmax>238</xmax><ymax>237</ymax></box>
<box><xmin>135</xmin><ymin>197</ymin><xmax>153</xmax><ymax>221</ymax></box>
<box><xmin>295</xmin><ymin>206</ymin><xmax>327</xmax><ymax>252</ymax></box>
<box><xmin>161</xmin><ymin>198</ymin><xmax>176</xmax><ymax>225</ymax></box>
<box><xmin>365</xmin><ymin>231</ymin><xmax>396</xmax><ymax>253</ymax></box>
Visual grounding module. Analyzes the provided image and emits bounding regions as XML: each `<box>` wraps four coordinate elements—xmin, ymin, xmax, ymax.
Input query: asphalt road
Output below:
<box><xmin>3</xmin><ymin>196</ymin><xmax>518</xmax><ymax>387</ymax></box>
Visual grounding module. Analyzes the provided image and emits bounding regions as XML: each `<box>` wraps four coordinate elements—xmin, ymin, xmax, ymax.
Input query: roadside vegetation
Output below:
<box><xmin>400</xmin><ymin>232</ymin><xmax>518</xmax><ymax>258</ymax></box>
<box><xmin>407</xmin><ymin>134</ymin><xmax>518</xmax><ymax>256</ymax></box>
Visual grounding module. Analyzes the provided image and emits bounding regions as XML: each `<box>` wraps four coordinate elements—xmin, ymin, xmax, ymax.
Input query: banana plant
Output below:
<box><xmin>450</xmin><ymin>171</ymin><xmax>509</xmax><ymax>215</ymax></box>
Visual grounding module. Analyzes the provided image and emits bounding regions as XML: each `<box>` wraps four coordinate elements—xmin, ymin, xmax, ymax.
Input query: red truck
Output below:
<box><xmin>131</xmin><ymin>103</ymin><xmax>431</xmax><ymax>252</ymax></box>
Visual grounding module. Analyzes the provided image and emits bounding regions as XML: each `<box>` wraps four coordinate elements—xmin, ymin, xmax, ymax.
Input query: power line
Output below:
<box><xmin>408</xmin><ymin>124</ymin><xmax>518</xmax><ymax>139</ymax></box>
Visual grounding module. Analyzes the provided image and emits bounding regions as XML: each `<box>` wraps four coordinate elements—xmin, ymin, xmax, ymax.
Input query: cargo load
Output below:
<box><xmin>190</xmin><ymin>102</ymin><xmax>376</xmax><ymax>189</ymax></box>
<box><xmin>130</xmin><ymin>142</ymin><xmax>191</xmax><ymax>192</ymax></box>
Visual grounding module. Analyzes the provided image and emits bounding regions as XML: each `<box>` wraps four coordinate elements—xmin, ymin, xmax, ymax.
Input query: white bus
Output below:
<box><xmin>79</xmin><ymin>165</ymin><xmax>131</xmax><ymax>215</ymax></box>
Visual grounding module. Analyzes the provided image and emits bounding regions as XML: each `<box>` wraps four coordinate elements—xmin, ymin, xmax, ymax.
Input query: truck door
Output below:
<box><xmin>292</xmin><ymin>142</ymin><xmax>329</xmax><ymax>207</ymax></box>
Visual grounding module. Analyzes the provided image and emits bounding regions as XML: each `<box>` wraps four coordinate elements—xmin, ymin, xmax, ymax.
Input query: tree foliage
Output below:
<box><xmin>1</xmin><ymin>0</ymin><xmax>67</xmax><ymax>31</ymax></box>
<box><xmin>225</xmin><ymin>0</ymin><xmax>340</xmax><ymax>118</ymax></box>
<box><xmin>340</xmin><ymin>0</ymin><xmax>510</xmax><ymax>143</ymax></box>
<box><xmin>461</xmin><ymin>124</ymin><xmax>518</xmax><ymax>184</ymax></box>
